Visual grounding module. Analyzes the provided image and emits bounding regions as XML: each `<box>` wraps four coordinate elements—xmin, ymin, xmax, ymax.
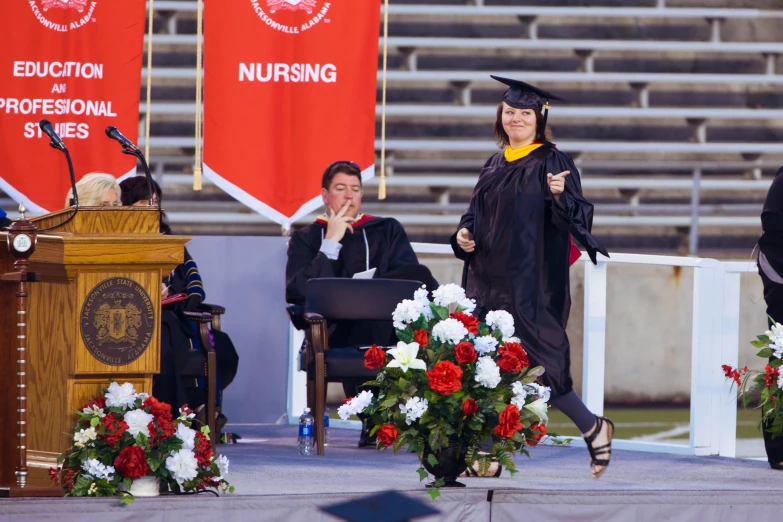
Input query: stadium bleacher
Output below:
<box><xmin>11</xmin><ymin>0</ymin><xmax>783</xmax><ymax>254</ymax></box>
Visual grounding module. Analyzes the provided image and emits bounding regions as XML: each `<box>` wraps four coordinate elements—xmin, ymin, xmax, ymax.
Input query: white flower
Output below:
<box><xmin>524</xmin><ymin>398</ymin><xmax>549</xmax><ymax>425</ymax></box>
<box><xmin>510</xmin><ymin>381</ymin><xmax>529</xmax><ymax>410</ymax></box>
<box><xmin>392</xmin><ymin>299</ymin><xmax>426</xmax><ymax>330</ymax></box>
<box><xmin>338</xmin><ymin>390</ymin><xmax>375</xmax><ymax>420</ymax></box>
<box><xmin>474</xmin><ymin>335</ymin><xmax>498</xmax><ymax>355</ymax></box>
<box><xmin>82</xmin><ymin>458</ymin><xmax>115</xmax><ymax>481</ymax></box>
<box><xmin>413</xmin><ymin>286</ymin><xmax>434</xmax><ymax>321</ymax></box>
<box><xmin>82</xmin><ymin>405</ymin><xmax>105</xmax><ymax>419</ymax></box>
<box><xmin>387</xmin><ymin>341</ymin><xmax>427</xmax><ymax>373</ymax></box>
<box><xmin>178</xmin><ymin>407</ymin><xmax>196</xmax><ymax>421</ymax></box>
<box><xmin>474</xmin><ymin>356</ymin><xmax>501</xmax><ymax>389</ymax></box>
<box><xmin>166</xmin><ymin>449</ymin><xmax>199</xmax><ymax>485</ymax></box>
<box><xmin>124</xmin><ymin>409</ymin><xmax>154</xmax><ymax>438</ymax></box>
<box><xmin>432</xmin><ymin>284</ymin><xmax>466</xmax><ymax>307</ymax></box>
<box><xmin>213</xmin><ymin>454</ymin><xmax>229</xmax><ymax>480</ymax></box>
<box><xmin>524</xmin><ymin>383</ymin><xmax>551</xmax><ymax>403</ymax></box>
<box><xmin>176</xmin><ymin>423</ymin><xmax>197</xmax><ymax>450</ymax></box>
<box><xmin>458</xmin><ymin>297</ymin><xmax>476</xmax><ymax>315</ymax></box>
<box><xmin>104</xmin><ymin>382</ymin><xmax>137</xmax><ymax>409</ymax></box>
<box><xmin>431</xmin><ymin>318</ymin><xmax>468</xmax><ymax>345</ymax></box>
<box><xmin>73</xmin><ymin>427</ymin><xmax>97</xmax><ymax>447</ymax></box>
<box><xmin>136</xmin><ymin>392</ymin><xmax>150</xmax><ymax>401</ymax></box>
<box><xmin>485</xmin><ymin>310</ymin><xmax>515</xmax><ymax>339</ymax></box>
<box><xmin>399</xmin><ymin>397</ymin><xmax>429</xmax><ymax>425</ymax></box>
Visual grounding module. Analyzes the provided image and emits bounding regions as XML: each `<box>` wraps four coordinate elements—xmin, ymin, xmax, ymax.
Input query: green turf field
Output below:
<box><xmin>329</xmin><ymin>406</ymin><xmax>767</xmax><ymax>441</ymax></box>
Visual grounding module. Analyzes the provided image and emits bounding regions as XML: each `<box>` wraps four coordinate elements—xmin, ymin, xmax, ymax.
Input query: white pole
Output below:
<box><xmin>582</xmin><ymin>259</ymin><xmax>607</xmax><ymax>416</ymax></box>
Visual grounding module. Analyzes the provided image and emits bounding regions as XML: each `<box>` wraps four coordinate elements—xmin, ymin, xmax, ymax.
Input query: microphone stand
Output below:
<box><xmin>121</xmin><ymin>147</ymin><xmax>156</xmax><ymax>207</ymax></box>
<box><xmin>63</xmin><ymin>148</ymin><xmax>79</xmax><ymax>208</ymax></box>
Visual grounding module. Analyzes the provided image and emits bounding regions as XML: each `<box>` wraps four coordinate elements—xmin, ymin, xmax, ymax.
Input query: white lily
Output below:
<box><xmin>524</xmin><ymin>398</ymin><xmax>549</xmax><ymax>425</ymax></box>
<box><xmin>386</xmin><ymin>341</ymin><xmax>427</xmax><ymax>373</ymax></box>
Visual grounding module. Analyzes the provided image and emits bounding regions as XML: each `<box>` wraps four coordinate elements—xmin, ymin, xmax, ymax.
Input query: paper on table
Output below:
<box><xmin>352</xmin><ymin>268</ymin><xmax>376</xmax><ymax>279</ymax></box>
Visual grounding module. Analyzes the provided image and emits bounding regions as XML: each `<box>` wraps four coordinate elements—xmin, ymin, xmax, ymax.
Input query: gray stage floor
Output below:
<box><xmin>3</xmin><ymin>424</ymin><xmax>783</xmax><ymax>522</ymax></box>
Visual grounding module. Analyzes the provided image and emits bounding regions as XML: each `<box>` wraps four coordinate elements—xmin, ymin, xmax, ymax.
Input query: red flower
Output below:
<box><xmin>454</xmin><ymin>342</ymin><xmax>477</xmax><ymax>364</ymax></box>
<box><xmin>493</xmin><ymin>404</ymin><xmax>522</xmax><ymax>439</ymax></box>
<box><xmin>364</xmin><ymin>345</ymin><xmax>387</xmax><ymax>370</ymax></box>
<box><xmin>763</xmin><ymin>365</ymin><xmax>781</xmax><ymax>388</ymax></box>
<box><xmin>99</xmin><ymin>413</ymin><xmax>128</xmax><ymax>447</ymax></box>
<box><xmin>376</xmin><ymin>424</ymin><xmax>399</xmax><ymax>447</ymax></box>
<box><xmin>81</xmin><ymin>397</ymin><xmax>106</xmax><ymax>411</ymax></box>
<box><xmin>148</xmin><ymin>415</ymin><xmax>176</xmax><ymax>447</ymax></box>
<box><xmin>414</xmin><ymin>329</ymin><xmax>429</xmax><ymax>348</ymax></box>
<box><xmin>194</xmin><ymin>432</ymin><xmax>214</xmax><ymax>467</ymax></box>
<box><xmin>426</xmin><ymin>361</ymin><xmax>463</xmax><ymax>396</ymax></box>
<box><xmin>450</xmin><ymin>312</ymin><xmax>479</xmax><ymax>335</ymax></box>
<box><xmin>722</xmin><ymin>364</ymin><xmax>748</xmax><ymax>387</ymax></box>
<box><xmin>462</xmin><ymin>398</ymin><xmax>479</xmax><ymax>416</ymax></box>
<box><xmin>527</xmin><ymin>423</ymin><xmax>547</xmax><ymax>447</ymax></box>
<box><xmin>114</xmin><ymin>446</ymin><xmax>150</xmax><ymax>480</ymax></box>
<box><xmin>48</xmin><ymin>467</ymin><xmax>61</xmax><ymax>486</ymax></box>
<box><xmin>497</xmin><ymin>353</ymin><xmax>523</xmax><ymax>373</ymax></box>
<box><xmin>144</xmin><ymin>396</ymin><xmax>172</xmax><ymax>420</ymax></box>
<box><xmin>63</xmin><ymin>469</ymin><xmax>76</xmax><ymax>491</ymax></box>
<box><xmin>499</xmin><ymin>342</ymin><xmax>530</xmax><ymax>369</ymax></box>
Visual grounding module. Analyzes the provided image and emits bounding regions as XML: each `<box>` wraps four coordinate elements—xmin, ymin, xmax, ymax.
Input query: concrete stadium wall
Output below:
<box><xmin>420</xmin><ymin>255</ymin><xmax>769</xmax><ymax>404</ymax></box>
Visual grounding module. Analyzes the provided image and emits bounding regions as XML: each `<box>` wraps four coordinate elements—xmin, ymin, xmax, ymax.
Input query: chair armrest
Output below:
<box><xmin>198</xmin><ymin>303</ymin><xmax>226</xmax><ymax>315</ymax></box>
<box><xmin>287</xmin><ymin>305</ymin><xmax>308</xmax><ymax>331</ymax></box>
<box><xmin>304</xmin><ymin>312</ymin><xmax>325</xmax><ymax>323</ymax></box>
<box><xmin>183</xmin><ymin>311</ymin><xmax>213</xmax><ymax>324</ymax></box>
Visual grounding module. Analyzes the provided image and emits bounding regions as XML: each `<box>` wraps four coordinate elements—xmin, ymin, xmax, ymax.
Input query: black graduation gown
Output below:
<box><xmin>286</xmin><ymin>215</ymin><xmax>422</xmax><ymax>305</ymax></box>
<box><xmin>450</xmin><ymin>143</ymin><xmax>608</xmax><ymax>398</ymax></box>
<box><xmin>756</xmin><ymin>166</ymin><xmax>783</xmax><ymax>464</ymax></box>
<box><xmin>286</xmin><ymin>215</ymin><xmax>437</xmax><ymax>347</ymax></box>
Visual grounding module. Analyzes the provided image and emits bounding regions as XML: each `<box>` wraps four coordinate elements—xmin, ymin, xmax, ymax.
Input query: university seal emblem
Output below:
<box><xmin>80</xmin><ymin>277</ymin><xmax>155</xmax><ymax>366</ymax></box>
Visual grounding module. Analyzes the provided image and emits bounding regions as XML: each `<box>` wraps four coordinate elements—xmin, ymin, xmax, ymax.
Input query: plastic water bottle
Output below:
<box><xmin>323</xmin><ymin>407</ymin><xmax>331</xmax><ymax>446</ymax></box>
<box><xmin>298</xmin><ymin>408</ymin><xmax>314</xmax><ymax>455</ymax></box>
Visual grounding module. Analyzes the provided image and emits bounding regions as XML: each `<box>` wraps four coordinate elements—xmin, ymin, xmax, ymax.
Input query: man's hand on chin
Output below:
<box><xmin>324</xmin><ymin>201</ymin><xmax>356</xmax><ymax>243</ymax></box>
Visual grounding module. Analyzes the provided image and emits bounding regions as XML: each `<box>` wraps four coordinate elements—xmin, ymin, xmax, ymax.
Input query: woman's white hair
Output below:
<box><xmin>65</xmin><ymin>173</ymin><xmax>122</xmax><ymax>208</ymax></box>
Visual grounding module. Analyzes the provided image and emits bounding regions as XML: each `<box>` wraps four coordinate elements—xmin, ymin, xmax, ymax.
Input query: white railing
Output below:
<box><xmin>286</xmin><ymin>245</ymin><xmax>757</xmax><ymax>455</ymax></box>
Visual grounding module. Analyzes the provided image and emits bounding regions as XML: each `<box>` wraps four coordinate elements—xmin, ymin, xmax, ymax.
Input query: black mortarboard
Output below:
<box><xmin>319</xmin><ymin>490</ymin><xmax>439</xmax><ymax>522</ymax></box>
<box><xmin>491</xmin><ymin>75</ymin><xmax>565</xmax><ymax>128</ymax></box>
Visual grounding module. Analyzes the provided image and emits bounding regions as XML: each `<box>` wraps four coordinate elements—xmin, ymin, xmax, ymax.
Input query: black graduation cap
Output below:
<box><xmin>491</xmin><ymin>74</ymin><xmax>565</xmax><ymax>128</ymax></box>
<box><xmin>319</xmin><ymin>490</ymin><xmax>439</xmax><ymax>522</ymax></box>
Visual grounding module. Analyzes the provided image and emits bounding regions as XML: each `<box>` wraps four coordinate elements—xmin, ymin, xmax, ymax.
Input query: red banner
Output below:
<box><xmin>0</xmin><ymin>0</ymin><xmax>146</xmax><ymax>214</ymax></box>
<box><xmin>204</xmin><ymin>0</ymin><xmax>380</xmax><ymax>225</ymax></box>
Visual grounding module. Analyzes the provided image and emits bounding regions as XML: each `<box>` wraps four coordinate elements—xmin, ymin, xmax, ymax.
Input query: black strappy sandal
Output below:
<box><xmin>584</xmin><ymin>416</ymin><xmax>614</xmax><ymax>478</ymax></box>
<box><xmin>770</xmin><ymin>462</ymin><xmax>783</xmax><ymax>471</ymax></box>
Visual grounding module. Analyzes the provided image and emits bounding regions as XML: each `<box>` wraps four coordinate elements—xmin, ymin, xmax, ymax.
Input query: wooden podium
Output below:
<box><xmin>0</xmin><ymin>207</ymin><xmax>188</xmax><ymax>494</ymax></box>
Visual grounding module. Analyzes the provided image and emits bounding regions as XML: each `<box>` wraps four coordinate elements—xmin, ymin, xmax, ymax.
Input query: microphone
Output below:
<box><xmin>39</xmin><ymin>119</ymin><xmax>67</xmax><ymax>151</ymax></box>
<box><xmin>105</xmin><ymin>126</ymin><xmax>156</xmax><ymax>207</ymax></box>
<box><xmin>105</xmin><ymin>126</ymin><xmax>139</xmax><ymax>151</ymax></box>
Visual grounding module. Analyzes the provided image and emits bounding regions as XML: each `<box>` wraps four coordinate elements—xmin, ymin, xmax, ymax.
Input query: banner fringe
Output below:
<box><xmin>193</xmin><ymin>0</ymin><xmax>204</xmax><ymax>191</ymax></box>
<box><xmin>378</xmin><ymin>0</ymin><xmax>390</xmax><ymax>201</ymax></box>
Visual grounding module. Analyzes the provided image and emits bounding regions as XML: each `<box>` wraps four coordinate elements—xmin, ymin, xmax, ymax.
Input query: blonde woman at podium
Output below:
<box><xmin>64</xmin><ymin>172</ymin><xmax>122</xmax><ymax>207</ymax></box>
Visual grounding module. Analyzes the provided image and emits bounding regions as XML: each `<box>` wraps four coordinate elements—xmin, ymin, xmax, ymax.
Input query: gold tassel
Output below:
<box><xmin>378</xmin><ymin>0</ymin><xmax>390</xmax><ymax>201</ymax></box>
<box><xmin>144</xmin><ymin>0</ymin><xmax>154</xmax><ymax>160</ymax></box>
<box><xmin>193</xmin><ymin>0</ymin><xmax>204</xmax><ymax>191</ymax></box>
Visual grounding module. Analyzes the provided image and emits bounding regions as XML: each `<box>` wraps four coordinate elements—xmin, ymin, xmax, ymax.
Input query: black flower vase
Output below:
<box><xmin>422</xmin><ymin>441</ymin><xmax>468</xmax><ymax>488</ymax></box>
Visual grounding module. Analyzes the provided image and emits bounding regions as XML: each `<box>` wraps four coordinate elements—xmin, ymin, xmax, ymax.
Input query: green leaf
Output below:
<box><xmin>433</xmin><ymin>477</ymin><xmax>445</xmax><ymax>488</ymax></box>
<box><xmin>751</xmin><ymin>339</ymin><xmax>769</xmax><ymax>348</ymax></box>
<box><xmin>380</xmin><ymin>396</ymin><xmax>398</xmax><ymax>409</ymax></box>
<box><xmin>452</xmin><ymin>391</ymin><xmax>464</xmax><ymax>400</ymax></box>
<box><xmin>393</xmin><ymin>435</ymin><xmax>407</xmax><ymax>454</ymax></box>
<box><xmin>417</xmin><ymin>467</ymin><xmax>429</xmax><ymax>482</ymax></box>
<box><xmin>120</xmin><ymin>493</ymin><xmax>134</xmax><ymax>505</ymax></box>
<box><xmin>494</xmin><ymin>401</ymin><xmax>507</xmax><ymax>414</ymax></box>
<box><xmin>201</xmin><ymin>425</ymin><xmax>210</xmax><ymax>436</ymax></box>
<box><xmin>771</xmin><ymin>359</ymin><xmax>783</xmax><ymax>368</ymax></box>
<box><xmin>147</xmin><ymin>456</ymin><xmax>160</xmax><ymax>473</ymax></box>
<box><xmin>396</xmin><ymin>329</ymin><xmax>414</xmax><ymax>344</ymax></box>
<box><xmin>757</xmin><ymin>348</ymin><xmax>774</xmax><ymax>358</ymax></box>
<box><xmin>90</xmin><ymin>417</ymin><xmax>100</xmax><ymax>427</ymax></box>
<box><xmin>413</xmin><ymin>315</ymin><xmax>429</xmax><ymax>331</ymax></box>
<box><xmin>427</xmin><ymin>488</ymin><xmax>441</xmax><ymax>501</ymax></box>
<box><xmin>426</xmin><ymin>454</ymin><xmax>439</xmax><ymax>467</ymax></box>
<box><xmin>431</xmin><ymin>303</ymin><xmax>449</xmax><ymax>321</ymax></box>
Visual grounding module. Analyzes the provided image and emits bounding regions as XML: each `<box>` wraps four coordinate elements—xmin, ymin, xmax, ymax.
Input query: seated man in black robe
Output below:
<box><xmin>286</xmin><ymin>161</ymin><xmax>437</xmax><ymax>445</ymax></box>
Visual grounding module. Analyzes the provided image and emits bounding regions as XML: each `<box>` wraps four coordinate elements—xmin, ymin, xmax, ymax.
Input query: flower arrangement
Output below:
<box><xmin>50</xmin><ymin>382</ymin><xmax>233</xmax><ymax>504</ymax></box>
<box><xmin>723</xmin><ymin>320</ymin><xmax>783</xmax><ymax>440</ymax></box>
<box><xmin>339</xmin><ymin>284</ymin><xmax>551</xmax><ymax>499</ymax></box>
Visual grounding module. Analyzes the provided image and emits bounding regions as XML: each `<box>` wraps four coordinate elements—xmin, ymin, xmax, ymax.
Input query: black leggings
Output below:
<box><xmin>759</xmin><ymin>268</ymin><xmax>783</xmax><ymax>465</ymax></box>
<box><xmin>550</xmin><ymin>390</ymin><xmax>598</xmax><ymax>434</ymax></box>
